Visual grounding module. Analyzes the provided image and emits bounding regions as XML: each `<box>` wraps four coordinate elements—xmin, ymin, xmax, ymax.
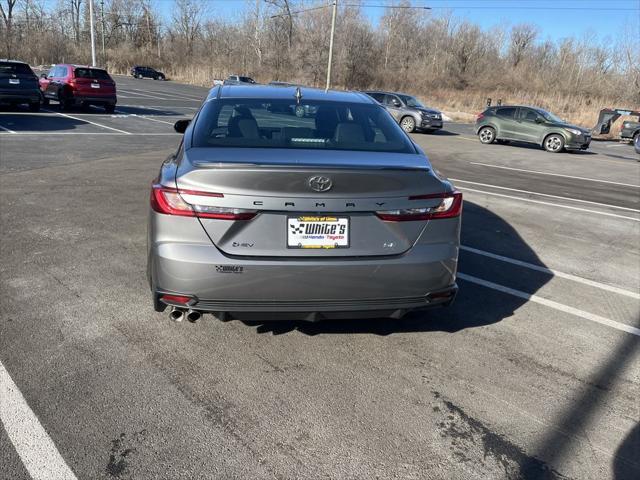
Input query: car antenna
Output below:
<box><xmin>294</xmin><ymin>87</ymin><xmax>302</xmax><ymax>105</ymax></box>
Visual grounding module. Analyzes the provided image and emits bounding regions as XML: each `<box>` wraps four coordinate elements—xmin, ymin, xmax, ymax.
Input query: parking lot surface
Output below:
<box><xmin>1</xmin><ymin>76</ymin><xmax>639</xmax><ymax>480</ymax></box>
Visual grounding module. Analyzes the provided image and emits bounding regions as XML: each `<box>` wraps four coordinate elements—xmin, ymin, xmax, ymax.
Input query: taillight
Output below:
<box><xmin>376</xmin><ymin>191</ymin><xmax>462</xmax><ymax>221</ymax></box>
<box><xmin>160</xmin><ymin>294</ymin><xmax>194</xmax><ymax>306</ymax></box>
<box><xmin>150</xmin><ymin>184</ymin><xmax>257</xmax><ymax>220</ymax></box>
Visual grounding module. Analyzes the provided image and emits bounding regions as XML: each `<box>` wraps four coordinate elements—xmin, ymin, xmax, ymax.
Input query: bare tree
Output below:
<box><xmin>172</xmin><ymin>0</ymin><xmax>202</xmax><ymax>58</ymax></box>
<box><xmin>509</xmin><ymin>24</ymin><xmax>538</xmax><ymax>68</ymax></box>
<box><xmin>0</xmin><ymin>0</ymin><xmax>19</xmax><ymax>57</ymax></box>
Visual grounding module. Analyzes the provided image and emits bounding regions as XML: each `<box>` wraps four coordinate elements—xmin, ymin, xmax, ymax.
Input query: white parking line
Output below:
<box><xmin>452</xmin><ymin>178</ymin><xmax>640</xmax><ymax>213</ymax></box>
<box><xmin>117</xmin><ymin>113</ymin><xmax>175</xmax><ymax>125</ymax></box>
<box><xmin>127</xmin><ymin>88</ymin><xmax>204</xmax><ymax>101</ymax></box>
<box><xmin>0</xmin><ymin>132</ymin><xmax>180</xmax><ymax>136</ymax></box>
<box><xmin>469</xmin><ymin>162</ymin><xmax>640</xmax><ymax>188</ymax></box>
<box><xmin>0</xmin><ymin>361</ymin><xmax>78</xmax><ymax>480</ymax></box>
<box><xmin>116</xmin><ymin>89</ymin><xmax>162</xmax><ymax>99</ymax></box>
<box><xmin>461</xmin><ymin>245</ymin><xmax>640</xmax><ymax>299</ymax></box>
<box><xmin>118</xmin><ymin>104</ymin><xmax>198</xmax><ymax>110</ymax></box>
<box><xmin>0</xmin><ymin>124</ymin><xmax>16</xmax><ymax>133</ymax></box>
<box><xmin>118</xmin><ymin>89</ymin><xmax>202</xmax><ymax>102</ymax></box>
<box><xmin>457</xmin><ymin>273</ymin><xmax>640</xmax><ymax>337</ymax></box>
<box><xmin>459</xmin><ymin>187</ymin><xmax>640</xmax><ymax>222</ymax></box>
<box><xmin>43</xmin><ymin>109</ymin><xmax>131</xmax><ymax>135</ymax></box>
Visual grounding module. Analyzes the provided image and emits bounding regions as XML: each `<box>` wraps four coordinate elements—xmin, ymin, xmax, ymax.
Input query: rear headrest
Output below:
<box><xmin>334</xmin><ymin>122</ymin><xmax>365</xmax><ymax>143</ymax></box>
<box><xmin>229</xmin><ymin>116</ymin><xmax>259</xmax><ymax>138</ymax></box>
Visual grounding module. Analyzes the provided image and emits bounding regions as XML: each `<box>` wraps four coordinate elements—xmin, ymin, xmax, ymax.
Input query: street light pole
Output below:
<box><xmin>100</xmin><ymin>0</ymin><xmax>106</xmax><ymax>64</ymax></box>
<box><xmin>88</xmin><ymin>0</ymin><xmax>97</xmax><ymax>66</ymax></box>
<box><xmin>325</xmin><ymin>0</ymin><xmax>338</xmax><ymax>91</ymax></box>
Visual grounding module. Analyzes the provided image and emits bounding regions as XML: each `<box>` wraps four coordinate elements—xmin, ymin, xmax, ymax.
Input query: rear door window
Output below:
<box><xmin>496</xmin><ymin>107</ymin><xmax>517</xmax><ymax>119</ymax></box>
<box><xmin>367</xmin><ymin>93</ymin><xmax>384</xmax><ymax>103</ymax></box>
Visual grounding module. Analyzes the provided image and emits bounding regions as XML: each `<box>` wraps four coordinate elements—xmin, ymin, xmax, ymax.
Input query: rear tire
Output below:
<box><xmin>478</xmin><ymin>126</ymin><xmax>496</xmax><ymax>144</ymax></box>
<box><xmin>29</xmin><ymin>102</ymin><xmax>41</xmax><ymax>112</ymax></box>
<box><xmin>400</xmin><ymin>116</ymin><xmax>416</xmax><ymax>133</ymax></box>
<box><xmin>543</xmin><ymin>134</ymin><xmax>565</xmax><ymax>153</ymax></box>
<box><xmin>59</xmin><ymin>98</ymin><xmax>72</xmax><ymax>111</ymax></box>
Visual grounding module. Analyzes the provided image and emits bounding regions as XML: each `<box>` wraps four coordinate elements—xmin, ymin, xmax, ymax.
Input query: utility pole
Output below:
<box><xmin>325</xmin><ymin>0</ymin><xmax>337</xmax><ymax>91</ymax></box>
<box><xmin>89</xmin><ymin>0</ymin><xmax>97</xmax><ymax>66</ymax></box>
<box><xmin>100</xmin><ymin>0</ymin><xmax>106</xmax><ymax>65</ymax></box>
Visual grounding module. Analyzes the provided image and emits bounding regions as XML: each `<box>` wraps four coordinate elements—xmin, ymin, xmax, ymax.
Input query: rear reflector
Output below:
<box><xmin>151</xmin><ymin>184</ymin><xmax>256</xmax><ymax>220</ymax></box>
<box><xmin>376</xmin><ymin>191</ymin><xmax>462</xmax><ymax>221</ymax></box>
<box><xmin>160</xmin><ymin>294</ymin><xmax>193</xmax><ymax>305</ymax></box>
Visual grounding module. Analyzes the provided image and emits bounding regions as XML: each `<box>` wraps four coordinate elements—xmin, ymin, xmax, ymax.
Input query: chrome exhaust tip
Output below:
<box><xmin>169</xmin><ymin>307</ymin><xmax>185</xmax><ymax>322</ymax></box>
<box><xmin>186</xmin><ymin>309</ymin><xmax>202</xmax><ymax>323</ymax></box>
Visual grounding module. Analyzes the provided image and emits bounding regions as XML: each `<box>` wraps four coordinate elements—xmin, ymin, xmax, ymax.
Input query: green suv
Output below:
<box><xmin>475</xmin><ymin>105</ymin><xmax>591</xmax><ymax>153</ymax></box>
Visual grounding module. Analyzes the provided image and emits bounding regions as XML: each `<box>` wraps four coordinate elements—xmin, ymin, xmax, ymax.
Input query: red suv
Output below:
<box><xmin>39</xmin><ymin>64</ymin><xmax>117</xmax><ymax>112</ymax></box>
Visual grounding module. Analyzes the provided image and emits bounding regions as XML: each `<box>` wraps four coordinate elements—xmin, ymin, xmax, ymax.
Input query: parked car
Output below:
<box><xmin>363</xmin><ymin>90</ymin><xmax>443</xmax><ymax>133</ymax></box>
<box><xmin>620</xmin><ymin>119</ymin><xmax>640</xmax><ymax>145</ymax></box>
<box><xmin>634</xmin><ymin>133</ymin><xmax>640</xmax><ymax>156</ymax></box>
<box><xmin>131</xmin><ymin>66</ymin><xmax>165</xmax><ymax>80</ymax></box>
<box><xmin>223</xmin><ymin>75</ymin><xmax>257</xmax><ymax>85</ymax></box>
<box><xmin>475</xmin><ymin>105</ymin><xmax>591</xmax><ymax>153</ymax></box>
<box><xmin>148</xmin><ymin>85</ymin><xmax>461</xmax><ymax>322</ymax></box>
<box><xmin>0</xmin><ymin>59</ymin><xmax>42</xmax><ymax>111</ymax></box>
<box><xmin>39</xmin><ymin>64</ymin><xmax>117</xmax><ymax>113</ymax></box>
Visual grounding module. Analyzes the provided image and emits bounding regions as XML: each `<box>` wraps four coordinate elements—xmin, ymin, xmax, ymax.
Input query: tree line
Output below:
<box><xmin>2</xmin><ymin>0</ymin><xmax>638</xmax><ymax>114</ymax></box>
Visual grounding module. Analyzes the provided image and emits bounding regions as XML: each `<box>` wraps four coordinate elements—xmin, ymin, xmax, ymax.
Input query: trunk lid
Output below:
<box><xmin>176</xmin><ymin>148</ymin><xmax>447</xmax><ymax>257</ymax></box>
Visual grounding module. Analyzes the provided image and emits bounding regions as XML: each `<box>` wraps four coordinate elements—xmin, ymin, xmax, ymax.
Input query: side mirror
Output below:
<box><xmin>535</xmin><ymin>117</ymin><xmax>544</xmax><ymax>124</ymax></box>
<box><xmin>392</xmin><ymin>99</ymin><xmax>401</xmax><ymax>107</ymax></box>
<box><xmin>174</xmin><ymin>119</ymin><xmax>191</xmax><ymax>134</ymax></box>
<box><xmin>40</xmin><ymin>73</ymin><xmax>47</xmax><ymax>79</ymax></box>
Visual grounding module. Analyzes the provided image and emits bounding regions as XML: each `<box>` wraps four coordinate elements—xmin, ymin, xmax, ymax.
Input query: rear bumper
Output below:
<box><xmin>0</xmin><ymin>90</ymin><xmax>41</xmax><ymax>104</ymax></box>
<box><xmin>71</xmin><ymin>95</ymin><xmax>117</xmax><ymax>105</ymax></box>
<box><xmin>149</xmin><ymin>235</ymin><xmax>459</xmax><ymax>318</ymax></box>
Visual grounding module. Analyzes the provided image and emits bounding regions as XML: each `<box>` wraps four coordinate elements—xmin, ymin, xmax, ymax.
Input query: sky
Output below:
<box><xmin>149</xmin><ymin>0</ymin><xmax>639</xmax><ymax>44</ymax></box>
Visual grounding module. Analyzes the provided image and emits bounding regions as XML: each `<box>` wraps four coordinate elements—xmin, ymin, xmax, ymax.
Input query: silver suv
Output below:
<box><xmin>363</xmin><ymin>91</ymin><xmax>443</xmax><ymax>133</ymax></box>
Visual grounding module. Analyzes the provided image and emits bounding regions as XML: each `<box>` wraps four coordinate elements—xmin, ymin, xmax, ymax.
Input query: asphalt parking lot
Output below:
<box><xmin>1</xmin><ymin>76</ymin><xmax>639</xmax><ymax>480</ymax></box>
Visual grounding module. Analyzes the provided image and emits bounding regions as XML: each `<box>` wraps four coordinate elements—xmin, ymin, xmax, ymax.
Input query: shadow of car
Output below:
<box><xmin>234</xmin><ymin>201</ymin><xmax>551</xmax><ymax>335</ymax></box>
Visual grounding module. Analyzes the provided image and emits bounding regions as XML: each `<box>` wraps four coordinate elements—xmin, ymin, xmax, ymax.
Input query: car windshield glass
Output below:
<box><xmin>537</xmin><ymin>108</ymin><xmax>564</xmax><ymax>123</ymax></box>
<box><xmin>398</xmin><ymin>95</ymin><xmax>425</xmax><ymax>108</ymax></box>
<box><xmin>0</xmin><ymin>62</ymin><xmax>33</xmax><ymax>76</ymax></box>
<box><xmin>75</xmin><ymin>68</ymin><xmax>111</xmax><ymax>80</ymax></box>
<box><xmin>192</xmin><ymin>99</ymin><xmax>415</xmax><ymax>153</ymax></box>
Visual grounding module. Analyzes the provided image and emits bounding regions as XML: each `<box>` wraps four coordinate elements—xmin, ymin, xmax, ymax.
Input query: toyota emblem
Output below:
<box><xmin>308</xmin><ymin>176</ymin><xmax>333</xmax><ymax>192</ymax></box>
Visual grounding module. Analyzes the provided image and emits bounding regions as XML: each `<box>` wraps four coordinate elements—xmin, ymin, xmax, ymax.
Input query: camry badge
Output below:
<box><xmin>308</xmin><ymin>176</ymin><xmax>333</xmax><ymax>192</ymax></box>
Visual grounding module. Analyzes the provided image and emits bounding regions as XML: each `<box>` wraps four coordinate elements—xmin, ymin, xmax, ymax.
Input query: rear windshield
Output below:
<box><xmin>192</xmin><ymin>99</ymin><xmax>415</xmax><ymax>153</ymax></box>
<box><xmin>0</xmin><ymin>62</ymin><xmax>34</xmax><ymax>76</ymax></box>
<box><xmin>74</xmin><ymin>68</ymin><xmax>111</xmax><ymax>80</ymax></box>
